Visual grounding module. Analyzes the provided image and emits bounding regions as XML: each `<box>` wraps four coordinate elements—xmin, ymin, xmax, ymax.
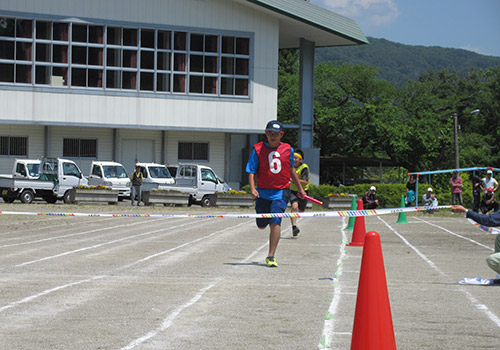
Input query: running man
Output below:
<box><xmin>289</xmin><ymin>149</ymin><xmax>310</xmax><ymax>237</ymax></box>
<box><xmin>246</xmin><ymin>120</ymin><xmax>306</xmax><ymax>267</ymax></box>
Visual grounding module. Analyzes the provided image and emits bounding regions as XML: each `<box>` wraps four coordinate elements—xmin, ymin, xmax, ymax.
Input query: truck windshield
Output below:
<box><xmin>201</xmin><ymin>169</ymin><xmax>217</xmax><ymax>182</ymax></box>
<box><xmin>27</xmin><ymin>164</ymin><xmax>40</xmax><ymax>177</ymax></box>
<box><xmin>103</xmin><ymin>166</ymin><xmax>128</xmax><ymax>179</ymax></box>
<box><xmin>148</xmin><ymin>166</ymin><xmax>172</xmax><ymax>179</ymax></box>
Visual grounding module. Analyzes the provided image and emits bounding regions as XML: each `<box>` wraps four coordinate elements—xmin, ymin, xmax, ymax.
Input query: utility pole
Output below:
<box><xmin>453</xmin><ymin>109</ymin><xmax>480</xmax><ymax>170</ymax></box>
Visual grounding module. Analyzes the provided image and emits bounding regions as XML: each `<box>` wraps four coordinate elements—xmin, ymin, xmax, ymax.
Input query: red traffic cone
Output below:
<box><xmin>350</xmin><ymin>231</ymin><xmax>396</xmax><ymax>350</ymax></box>
<box><xmin>347</xmin><ymin>199</ymin><xmax>366</xmax><ymax>247</ymax></box>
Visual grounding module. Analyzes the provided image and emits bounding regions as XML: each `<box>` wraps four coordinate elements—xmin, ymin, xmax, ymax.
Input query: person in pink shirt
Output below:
<box><xmin>450</xmin><ymin>170</ymin><xmax>463</xmax><ymax>205</ymax></box>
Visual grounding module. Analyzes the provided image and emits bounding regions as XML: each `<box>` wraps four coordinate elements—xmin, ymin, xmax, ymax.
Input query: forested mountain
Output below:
<box><xmin>316</xmin><ymin>37</ymin><xmax>500</xmax><ymax>86</ymax></box>
<box><xmin>278</xmin><ymin>42</ymin><xmax>500</xmax><ymax>174</ymax></box>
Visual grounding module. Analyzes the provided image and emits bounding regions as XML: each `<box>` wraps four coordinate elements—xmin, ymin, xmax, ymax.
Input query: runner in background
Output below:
<box><xmin>289</xmin><ymin>149</ymin><xmax>310</xmax><ymax>237</ymax></box>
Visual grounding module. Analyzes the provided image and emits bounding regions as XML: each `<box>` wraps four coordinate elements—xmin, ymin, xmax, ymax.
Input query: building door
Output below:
<box><xmin>121</xmin><ymin>139</ymin><xmax>155</xmax><ymax>173</ymax></box>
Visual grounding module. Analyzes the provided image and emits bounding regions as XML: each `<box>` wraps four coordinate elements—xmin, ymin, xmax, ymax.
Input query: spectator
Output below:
<box><xmin>450</xmin><ymin>170</ymin><xmax>463</xmax><ymax>205</ymax></box>
<box><xmin>471</xmin><ymin>171</ymin><xmax>483</xmax><ymax>212</ymax></box>
<box><xmin>451</xmin><ymin>205</ymin><xmax>500</xmax><ymax>283</ymax></box>
<box><xmin>406</xmin><ymin>176</ymin><xmax>416</xmax><ymax>206</ymax></box>
<box><xmin>481</xmin><ymin>169</ymin><xmax>499</xmax><ymax>194</ymax></box>
<box><xmin>481</xmin><ymin>187</ymin><xmax>499</xmax><ymax>214</ymax></box>
<box><xmin>130</xmin><ymin>165</ymin><xmax>144</xmax><ymax>206</ymax></box>
<box><xmin>422</xmin><ymin>187</ymin><xmax>438</xmax><ymax>214</ymax></box>
<box><xmin>362</xmin><ymin>186</ymin><xmax>379</xmax><ymax>209</ymax></box>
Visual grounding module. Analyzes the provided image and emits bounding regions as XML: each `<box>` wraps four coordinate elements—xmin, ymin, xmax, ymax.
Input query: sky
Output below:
<box><xmin>309</xmin><ymin>0</ymin><xmax>500</xmax><ymax>57</ymax></box>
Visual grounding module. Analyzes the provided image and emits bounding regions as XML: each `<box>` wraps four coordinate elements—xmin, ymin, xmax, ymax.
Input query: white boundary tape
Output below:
<box><xmin>0</xmin><ymin>205</ymin><xmax>451</xmax><ymax>219</ymax></box>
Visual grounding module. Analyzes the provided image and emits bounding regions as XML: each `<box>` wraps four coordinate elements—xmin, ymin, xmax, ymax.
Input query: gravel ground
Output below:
<box><xmin>1</xmin><ymin>202</ymin><xmax>499</xmax><ymax>349</ymax></box>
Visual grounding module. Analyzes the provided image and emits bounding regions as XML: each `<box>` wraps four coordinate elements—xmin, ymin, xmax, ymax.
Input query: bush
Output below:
<box><xmin>244</xmin><ymin>171</ymin><xmax>476</xmax><ymax>209</ymax></box>
<box><xmin>308</xmin><ymin>183</ymin><xmax>406</xmax><ymax>208</ymax></box>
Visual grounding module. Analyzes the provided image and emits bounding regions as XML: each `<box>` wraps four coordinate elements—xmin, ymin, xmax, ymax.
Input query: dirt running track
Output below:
<box><xmin>0</xmin><ymin>203</ymin><xmax>499</xmax><ymax>349</ymax></box>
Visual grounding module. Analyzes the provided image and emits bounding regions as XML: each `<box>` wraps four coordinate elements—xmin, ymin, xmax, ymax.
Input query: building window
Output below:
<box><xmin>0</xmin><ymin>16</ymin><xmax>251</xmax><ymax>97</ymax></box>
<box><xmin>63</xmin><ymin>138</ymin><xmax>97</xmax><ymax>158</ymax></box>
<box><xmin>178</xmin><ymin>142</ymin><xmax>209</xmax><ymax>161</ymax></box>
<box><xmin>0</xmin><ymin>136</ymin><xmax>27</xmax><ymax>156</ymax></box>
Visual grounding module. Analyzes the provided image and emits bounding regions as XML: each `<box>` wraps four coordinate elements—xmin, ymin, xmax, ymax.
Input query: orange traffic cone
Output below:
<box><xmin>347</xmin><ymin>199</ymin><xmax>366</xmax><ymax>247</ymax></box>
<box><xmin>350</xmin><ymin>231</ymin><xmax>396</xmax><ymax>350</ymax></box>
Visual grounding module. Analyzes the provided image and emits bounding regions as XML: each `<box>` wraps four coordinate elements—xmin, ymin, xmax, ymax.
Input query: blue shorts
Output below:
<box><xmin>255</xmin><ymin>189</ymin><xmax>290</xmax><ymax>228</ymax></box>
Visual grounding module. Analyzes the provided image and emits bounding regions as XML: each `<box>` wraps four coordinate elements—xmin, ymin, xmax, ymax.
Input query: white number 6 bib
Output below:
<box><xmin>268</xmin><ymin>151</ymin><xmax>281</xmax><ymax>174</ymax></box>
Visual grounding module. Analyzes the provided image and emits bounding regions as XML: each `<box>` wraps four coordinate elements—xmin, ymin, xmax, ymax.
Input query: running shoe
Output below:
<box><xmin>292</xmin><ymin>226</ymin><xmax>300</xmax><ymax>237</ymax></box>
<box><xmin>266</xmin><ymin>256</ymin><xmax>278</xmax><ymax>267</ymax></box>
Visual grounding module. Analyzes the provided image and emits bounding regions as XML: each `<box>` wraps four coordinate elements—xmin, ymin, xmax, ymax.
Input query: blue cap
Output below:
<box><xmin>265</xmin><ymin>120</ymin><xmax>283</xmax><ymax>133</ymax></box>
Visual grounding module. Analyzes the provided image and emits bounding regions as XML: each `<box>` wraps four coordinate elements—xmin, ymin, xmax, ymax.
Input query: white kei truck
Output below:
<box><xmin>11</xmin><ymin>159</ymin><xmax>43</xmax><ymax>179</ymax></box>
<box><xmin>87</xmin><ymin>161</ymin><xmax>131</xmax><ymax>200</ymax></box>
<box><xmin>135</xmin><ymin>162</ymin><xmax>176</xmax><ymax>191</ymax></box>
<box><xmin>163</xmin><ymin>163</ymin><xmax>230</xmax><ymax>207</ymax></box>
<box><xmin>0</xmin><ymin>157</ymin><xmax>88</xmax><ymax>204</ymax></box>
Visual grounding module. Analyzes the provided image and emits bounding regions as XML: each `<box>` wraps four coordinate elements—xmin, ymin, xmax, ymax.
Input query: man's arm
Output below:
<box><xmin>248</xmin><ymin>173</ymin><xmax>259</xmax><ymax>198</ymax></box>
<box><xmin>480</xmin><ymin>179</ymin><xmax>486</xmax><ymax>191</ymax></box>
<box><xmin>245</xmin><ymin>149</ymin><xmax>259</xmax><ymax>198</ymax></box>
<box><xmin>452</xmin><ymin>205</ymin><xmax>500</xmax><ymax>226</ymax></box>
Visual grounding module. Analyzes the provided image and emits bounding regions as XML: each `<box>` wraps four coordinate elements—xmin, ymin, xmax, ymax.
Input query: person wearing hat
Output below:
<box><xmin>130</xmin><ymin>165</ymin><xmax>144</xmax><ymax>206</ymax></box>
<box><xmin>289</xmin><ymin>149</ymin><xmax>310</xmax><ymax>237</ymax></box>
<box><xmin>422</xmin><ymin>187</ymin><xmax>438</xmax><ymax>214</ymax></box>
<box><xmin>481</xmin><ymin>169</ymin><xmax>498</xmax><ymax>195</ymax></box>
<box><xmin>362</xmin><ymin>186</ymin><xmax>379</xmax><ymax>209</ymax></box>
<box><xmin>246</xmin><ymin>120</ymin><xmax>306</xmax><ymax>267</ymax></box>
<box><xmin>480</xmin><ymin>187</ymin><xmax>499</xmax><ymax>214</ymax></box>
<box><xmin>450</xmin><ymin>170</ymin><xmax>463</xmax><ymax>205</ymax></box>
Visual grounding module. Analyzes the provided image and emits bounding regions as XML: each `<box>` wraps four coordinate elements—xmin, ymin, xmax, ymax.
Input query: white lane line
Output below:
<box><xmin>378</xmin><ymin>216</ymin><xmax>444</xmax><ymax>276</ymax></box>
<box><xmin>414</xmin><ymin>216</ymin><xmax>494</xmax><ymax>251</ymax></box>
<box><xmin>119</xmin><ymin>220</ymin><xmax>255</xmax><ymax>349</ymax></box>
<box><xmin>0</xmin><ymin>216</ymin><xmax>117</xmax><ymax>239</ymax></box>
<box><xmin>319</xmin><ymin>217</ymin><xmax>350</xmax><ymax>350</ymax></box>
<box><xmin>378</xmin><ymin>216</ymin><xmax>500</xmax><ymax>329</ymax></box>
<box><xmin>1</xmin><ymin>220</ymin><xmax>251</xmax><ymax>315</ymax></box>
<box><xmin>120</xmin><ymin>280</ymin><xmax>219</xmax><ymax>350</ymax></box>
<box><xmin>0</xmin><ymin>275</ymin><xmax>106</xmax><ymax>313</ymax></box>
<box><xmin>119</xmin><ymin>220</ymin><xmax>252</xmax><ymax>270</ymax></box>
<box><xmin>1</xmin><ymin>218</ymin><xmax>168</xmax><ymax>248</ymax></box>
<box><xmin>242</xmin><ymin>241</ymin><xmax>269</xmax><ymax>263</ymax></box>
<box><xmin>14</xmin><ymin>219</ymin><xmax>202</xmax><ymax>267</ymax></box>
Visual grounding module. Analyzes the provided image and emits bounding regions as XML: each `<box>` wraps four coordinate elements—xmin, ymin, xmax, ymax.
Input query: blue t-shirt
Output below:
<box><xmin>245</xmin><ymin>143</ymin><xmax>295</xmax><ymax>200</ymax></box>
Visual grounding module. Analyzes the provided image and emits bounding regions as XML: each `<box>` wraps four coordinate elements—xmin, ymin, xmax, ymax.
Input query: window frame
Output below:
<box><xmin>0</xmin><ymin>135</ymin><xmax>28</xmax><ymax>157</ymax></box>
<box><xmin>0</xmin><ymin>14</ymin><xmax>252</xmax><ymax>98</ymax></box>
<box><xmin>62</xmin><ymin>138</ymin><xmax>97</xmax><ymax>159</ymax></box>
<box><xmin>177</xmin><ymin>141</ymin><xmax>209</xmax><ymax>162</ymax></box>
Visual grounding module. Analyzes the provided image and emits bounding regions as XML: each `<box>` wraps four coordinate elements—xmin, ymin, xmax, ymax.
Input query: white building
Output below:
<box><xmin>0</xmin><ymin>0</ymin><xmax>366</xmax><ymax>188</ymax></box>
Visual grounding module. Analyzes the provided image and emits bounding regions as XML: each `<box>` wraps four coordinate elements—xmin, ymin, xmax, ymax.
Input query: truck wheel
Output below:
<box><xmin>20</xmin><ymin>190</ymin><xmax>34</xmax><ymax>204</ymax></box>
<box><xmin>63</xmin><ymin>190</ymin><xmax>74</xmax><ymax>204</ymax></box>
<box><xmin>201</xmin><ymin>195</ymin><xmax>212</xmax><ymax>207</ymax></box>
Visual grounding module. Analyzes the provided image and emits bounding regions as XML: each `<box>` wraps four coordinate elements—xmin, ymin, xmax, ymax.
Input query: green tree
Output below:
<box><xmin>276</xmin><ymin>49</ymin><xmax>500</xmax><ymax>183</ymax></box>
<box><xmin>313</xmin><ymin>62</ymin><xmax>397</xmax><ymax>158</ymax></box>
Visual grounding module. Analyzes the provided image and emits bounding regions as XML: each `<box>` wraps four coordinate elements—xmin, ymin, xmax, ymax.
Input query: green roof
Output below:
<box><xmin>244</xmin><ymin>0</ymin><xmax>368</xmax><ymax>48</ymax></box>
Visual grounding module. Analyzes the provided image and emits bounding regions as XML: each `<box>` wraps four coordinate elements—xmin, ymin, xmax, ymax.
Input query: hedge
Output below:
<box><xmin>242</xmin><ymin>173</ymin><xmax>477</xmax><ymax>209</ymax></box>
